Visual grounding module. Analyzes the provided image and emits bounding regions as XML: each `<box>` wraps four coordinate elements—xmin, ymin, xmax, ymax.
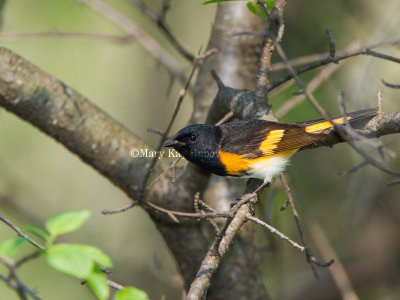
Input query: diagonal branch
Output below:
<box><xmin>77</xmin><ymin>0</ymin><xmax>186</xmax><ymax>83</ymax></box>
<box><xmin>269</xmin><ymin>37</ymin><xmax>400</xmax><ymax>91</ymax></box>
<box><xmin>186</xmin><ymin>179</ymin><xmax>262</xmax><ymax>300</ymax></box>
<box><xmin>129</xmin><ymin>0</ymin><xmax>195</xmax><ymax>61</ymax></box>
<box><xmin>0</xmin><ymin>213</ymin><xmax>45</xmax><ymax>251</ymax></box>
<box><xmin>0</xmin><ymin>45</ymin><xmax>213</xmax><ymax>293</ymax></box>
<box><xmin>0</xmin><ymin>47</ymin><xmax>148</xmax><ymax>200</ymax></box>
<box><xmin>0</xmin><ymin>31</ymin><xmax>135</xmax><ymax>43</ymax></box>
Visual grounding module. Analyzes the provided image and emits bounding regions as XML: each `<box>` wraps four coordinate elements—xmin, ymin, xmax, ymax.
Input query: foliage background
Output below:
<box><xmin>0</xmin><ymin>0</ymin><xmax>399</xmax><ymax>299</ymax></box>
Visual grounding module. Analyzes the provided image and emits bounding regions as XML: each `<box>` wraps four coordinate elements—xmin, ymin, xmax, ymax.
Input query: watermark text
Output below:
<box><xmin>130</xmin><ymin>148</ymin><xmax>181</xmax><ymax>159</ymax></box>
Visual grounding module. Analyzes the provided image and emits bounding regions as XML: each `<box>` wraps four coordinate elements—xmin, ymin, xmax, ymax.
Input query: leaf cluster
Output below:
<box><xmin>0</xmin><ymin>211</ymin><xmax>147</xmax><ymax>300</ymax></box>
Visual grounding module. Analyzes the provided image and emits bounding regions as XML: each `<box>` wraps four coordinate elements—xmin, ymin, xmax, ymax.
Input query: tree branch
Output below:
<box><xmin>186</xmin><ymin>179</ymin><xmax>264</xmax><ymax>300</ymax></box>
<box><xmin>77</xmin><ymin>0</ymin><xmax>186</xmax><ymax>83</ymax></box>
<box><xmin>269</xmin><ymin>37</ymin><xmax>400</xmax><ymax>91</ymax></box>
<box><xmin>129</xmin><ymin>0</ymin><xmax>195</xmax><ymax>61</ymax></box>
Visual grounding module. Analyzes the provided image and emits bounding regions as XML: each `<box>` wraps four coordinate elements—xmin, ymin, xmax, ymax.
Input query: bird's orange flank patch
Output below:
<box><xmin>218</xmin><ymin>151</ymin><xmax>249</xmax><ymax>175</ymax></box>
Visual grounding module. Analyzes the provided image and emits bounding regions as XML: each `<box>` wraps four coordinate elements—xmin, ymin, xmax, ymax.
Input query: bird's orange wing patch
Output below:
<box><xmin>305</xmin><ymin>117</ymin><xmax>347</xmax><ymax>133</ymax></box>
<box><xmin>259</xmin><ymin>129</ymin><xmax>285</xmax><ymax>156</ymax></box>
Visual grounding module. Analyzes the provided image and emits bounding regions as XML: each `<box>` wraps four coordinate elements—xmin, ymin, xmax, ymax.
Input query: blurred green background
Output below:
<box><xmin>0</xmin><ymin>0</ymin><xmax>399</xmax><ymax>299</ymax></box>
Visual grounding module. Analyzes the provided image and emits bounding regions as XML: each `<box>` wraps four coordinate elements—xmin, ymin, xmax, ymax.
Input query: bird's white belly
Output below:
<box><xmin>246</xmin><ymin>153</ymin><xmax>293</xmax><ymax>181</ymax></box>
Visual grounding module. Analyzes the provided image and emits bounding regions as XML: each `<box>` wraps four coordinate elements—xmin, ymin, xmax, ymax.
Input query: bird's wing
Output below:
<box><xmin>219</xmin><ymin>120</ymin><xmax>325</xmax><ymax>158</ymax></box>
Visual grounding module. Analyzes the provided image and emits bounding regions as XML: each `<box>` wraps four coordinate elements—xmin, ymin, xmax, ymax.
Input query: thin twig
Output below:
<box><xmin>275</xmin><ymin>43</ymin><xmax>331</xmax><ymax>120</ymax></box>
<box><xmin>146</xmin><ymin>157</ymin><xmax>182</xmax><ymax>188</ymax></box>
<box><xmin>198</xmin><ymin>199</ymin><xmax>218</xmax><ymax>213</ymax></box>
<box><xmin>146</xmin><ymin>202</ymin><xmax>179</xmax><ymax>223</ymax></box>
<box><xmin>193</xmin><ymin>192</ymin><xmax>220</xmax><ymax>234</ymax></box>
<box><xmin>107</xmin><ymin>279</ymin><xmax>124</xmax><ymax>290</ymax></box>
<box><xmin>139</xmin><ymin>51</ymin><xmax>205</xmax><ymax>198</ymax></box>
<box><xmin>129</xmin><ymin>0</ymin><xmax>195</xmax><ymax>61</ymax></box>
<box><xmin>306</xmin><ymin>219</ymin><xmax>359</xmax><ymax>300</ymax></box>
<box><xmin>145</xmin><ymin>201</ymin><xmax>228</xmax><ymax>223</ymax></box>
<box><xmin>77</xmin><ymin>0</ymin><xmax>186</xmax><ymax>83</ymax></box>
<box><xmin>336</xmin><ymin>92</ymin><xmax>400</xmax><ymax>177</ymax></box>
<box><xmin>337</xmin><ymin>89</ymin><xmax>394</xmax><ymax>159</ymax></box>
<box><xmin>246</xmin><ymin>215</ymin><xmax>304</xmax><ymax>251</ymax></box>
<box><xmin>382</xmin><ymin>79</ymin><xmax>400</xmax><ymax>89</ymax></box>
<box><xmin>0</xmin><ymin>31</ymin><xmax>134</xmax><ymax>43</ymax></box>
<box><xmin>0</xmin><ymin>213</ymin><xmax>45</xmax><ymax>250</ymax></box>
<box><xmin>270</xmin><ymin>40</ymin><xmax>360</xmax><ymax>72</ymax></box>
<box><xmin>276</xmin><ymin>61</ymin><xmax>343</xmax><ymax>118</ymax></box>
<box><xmin>254</xmin><ymin>2</ymin><xmax>283</xmax><ymax>110</ymax></box>
<box><xmin>147</xmin><ymin>128</ymin><xmax>165</xmax><ymax>136</ymax></box>
<box><xmin>102</xmin><ymin>201</ymin><xmax>139</xmax><ymax>215</ymax></box>
<box><xmin>346</xmin><ymin>137</ymin><xmax>400</xmax><ymax>176</ymax></box>
<box><xmin>387</xmin><ymin>178</ymin><xmax>400</xmax><ymax>186</ymax></box>
<box><xmin>366</xmin><ymin>49</ymin><xmax>400</xmax><ymax>63</ymax></box>
<box><xmin>15</xmin><ymin>252</ymin><xmax>41</xmax><ymax>268</ymax></box>
<box><xmin>0</xmin><ymin>256</ymin><xmax>42</xmax><ymax>300</ymax></box>
<box><xmin>326</xmin><ymin>29</ymin><xmax>337</xmax><ymax>60</ymax></box>
<box><xmin>336</xmin><ymin>161</ymin><xmax>368</xmax><ymax>177</ymax></box>
<box><xmin>276</xmin><ymin>39</ymin><xmax>360</xmax><ymax>118</ymax></box>
<box><xmin>269</xmin><ymin>37</ymin><xmax>400</xmax><ymax>91</ymax></box>
<box><xmin>280</xmin><ymin>174</ymin><xmax>333</xmax><ymax>279</ymax></box>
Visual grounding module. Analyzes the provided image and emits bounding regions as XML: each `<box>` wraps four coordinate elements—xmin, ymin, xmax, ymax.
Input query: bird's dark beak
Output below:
<box><xmin>163</xmin><ymin>140</ymin><xmax>182</xmax><ymax>148</ymax></box>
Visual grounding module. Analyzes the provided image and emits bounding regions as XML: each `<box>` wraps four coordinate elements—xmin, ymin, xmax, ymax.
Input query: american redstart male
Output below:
<box><xmin>164</xmin><ymin>108</ymin><xmax>377</xmax><ymax>192</ymax></box>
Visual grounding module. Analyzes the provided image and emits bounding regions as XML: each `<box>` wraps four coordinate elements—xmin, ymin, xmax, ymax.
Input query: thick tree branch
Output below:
<box><xmin>0</xmin><ymin>47</ymin><xmax>149</xmax><ymax>200</ymax></box>
<box><xmin>191</xmin><ymin>2</ymin><xmax>266</xmax><ymax>125</ymax></box>
<box><xmin>0</xmin><ymin>46</ymin><xmax>211</xmax><ymax>293</ymax></box>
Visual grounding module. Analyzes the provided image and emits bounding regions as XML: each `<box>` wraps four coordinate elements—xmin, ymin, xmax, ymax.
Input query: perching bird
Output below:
<box><xmin>164</xmin><ymin>108</ymin><xmax>377</xmax><ymax>191</ymax></box>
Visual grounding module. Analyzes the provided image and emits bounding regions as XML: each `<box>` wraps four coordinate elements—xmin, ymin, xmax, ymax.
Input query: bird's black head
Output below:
<box><xmin>164</xmin><ymin>124</ymin><xmax>226</xmax><ymax>175</ymax></box>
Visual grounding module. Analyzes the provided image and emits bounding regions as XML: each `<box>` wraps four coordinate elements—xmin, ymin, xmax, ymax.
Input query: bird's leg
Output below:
<box><xmin>246</xmin><ymin>179</ymin><xmax>270</xmax><ymax>215</ymax></box>
<box><xmin>230</xmin><ymin>179</ymin><xmax>270</xmax><ymax>215</ymax></box>
<box><xmin>252</xmin><ymin>178</ymin><xmax>270</xmax><ymax>195</ymax></box>
<box><xmin>230</xmin><ymin>198</ymin><xmax>241</xmax><ymax>208</ymax></box>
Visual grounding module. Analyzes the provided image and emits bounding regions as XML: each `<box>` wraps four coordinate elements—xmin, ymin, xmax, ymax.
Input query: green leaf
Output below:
<box><xmin>114</xmin><ymin>287</ymin><xmax>148</xmax><ymax>300</ymax></box>
<box><xmin>22</xmin><ymin>225</ymin><xmax>49</xmax><ymax>241</ymax></box>
<box><xmin>0</xmin><ymin>237</ymin><xmax>26</xmax><ymax>258</ymax></box>
<box><xmin>246</xmin><ymin>2</ymin><xmax>258</xmax><ymax>15</ymax></box>
<box><xmin>45</xmin><ymin>210</ymin><xmax>91</xmax><ymax>239</ymax></box>
<box><xmin>86</xmin><ymin>268</ymin><xmax>109</xmax><ymax>300</ymax></box>
<box><xmin>246</xmin><ymin>1</ymin><xmax>274</xmax><ymax>19</ymax></box>
<box><xmin>203</xmin><ymin>0</ymin><xmax>245</xmax><ymax>5</ymax></box>
<box><xmin>266</xmin><ymin>0</ymin><xmax>275</xmax><ymax>11</ymax></box>
<box><xmin>47</xmin><ymin>244</ymin><xmax>93</xmax><ymax>279</ymax></box>
<box><xmin>79</xmin><ymin>245</ymin><xmax>113</xmax><ymax>268</ymax></box>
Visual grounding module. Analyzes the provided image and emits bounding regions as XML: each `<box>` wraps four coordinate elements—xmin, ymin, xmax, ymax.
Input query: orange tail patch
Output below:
<box><xmin>305</xmin><ymin>116</ymin><xmax>347</xmax><ymax>133</ymax></box>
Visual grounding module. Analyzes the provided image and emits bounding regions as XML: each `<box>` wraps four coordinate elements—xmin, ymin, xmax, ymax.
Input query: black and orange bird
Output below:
<box><xmin>164</xmin><ymin>108</ymin><xmax>377</xmax><ymax>191</ymax></box>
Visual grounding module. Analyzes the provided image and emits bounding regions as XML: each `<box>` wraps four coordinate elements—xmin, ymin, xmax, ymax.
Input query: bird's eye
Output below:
<box><xmin>189</xmin><ymin>134</ymin><xmax>197</xmax><ymax>142</ymax></box>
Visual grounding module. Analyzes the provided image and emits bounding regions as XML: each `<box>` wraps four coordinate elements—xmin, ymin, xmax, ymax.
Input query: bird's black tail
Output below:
<box><xmin>299</xmin><ymin>108</ymin><xmax>377</xmax><ymax>134</ymax></box>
